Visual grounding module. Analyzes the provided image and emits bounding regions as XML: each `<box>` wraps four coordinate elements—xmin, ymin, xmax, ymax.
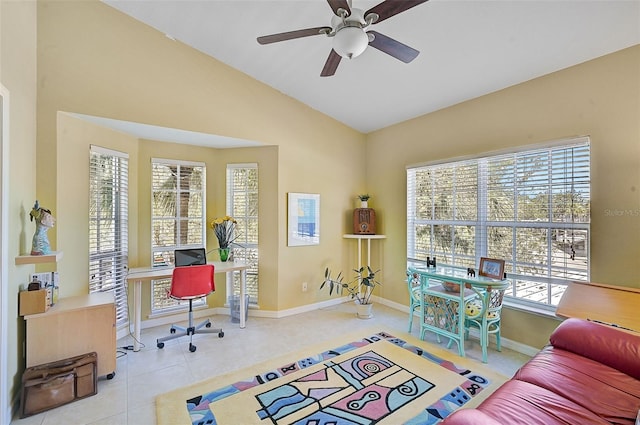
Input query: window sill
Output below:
<box><xmin>503</xmin><ymin>299</ymin><xmax>561</xmax><ymax>320</ymax></box>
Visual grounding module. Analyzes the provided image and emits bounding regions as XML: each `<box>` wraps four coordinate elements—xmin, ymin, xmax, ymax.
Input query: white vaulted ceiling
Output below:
<box><xmin>104</xmin><ymin>0</ymin><xmax>640</xmax><ymax>134</ymax></box>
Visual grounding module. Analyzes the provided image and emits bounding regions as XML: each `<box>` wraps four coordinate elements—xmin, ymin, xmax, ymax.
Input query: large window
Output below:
<box><xmin>89</xmin><ymin>146</ymin><xmax>129</xmax><ymax>327</ymax></box>
<box><xmin>227</xmin><ymin>164</ymin><xmax>259</xmax><ymax>304</ymax></box>
<box><xmin>150</xmin><ymin>159</ymin><xmax>206</xmax><ymax>313</ymax></box>
<box><xmin>407</xmin><ymin>138</ymin><xmax>590</xmax><ymax>308</ymax></box>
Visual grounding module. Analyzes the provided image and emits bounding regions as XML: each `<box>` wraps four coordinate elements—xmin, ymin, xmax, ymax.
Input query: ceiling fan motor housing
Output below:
<box><xmin>330</xmin><ymin>8</ymin><xmax>374</xmax><ymax>59</ymax></box>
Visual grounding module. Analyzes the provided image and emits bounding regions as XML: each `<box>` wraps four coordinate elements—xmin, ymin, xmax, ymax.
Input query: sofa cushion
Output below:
<box><xmin>440</xmin><ymin>408</ymin><xmax>501</xmax><ymax>425</ymax></box>
<box><xmin>442</xmin><ymin>318</ymin><xmax>640</xmax><ymax>425</ymax></box>
<box><xmin>467</xmin><ymin>380</ymin><xmax>611</xmax><ymax>425</ymax></box>
<box><xmin>550</xmin><ymin>318</ymin><xmax>640</xmax><ymax>380</ymax></box>
<box><xmin>514</xmin><ymin>346</ymin><xmax>640</xmax><ymax>425</ymax></box>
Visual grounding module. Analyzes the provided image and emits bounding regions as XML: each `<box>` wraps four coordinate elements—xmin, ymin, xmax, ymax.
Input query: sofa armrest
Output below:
<box><xmin>550</xmin><ymin>318</ymin><xmax>640</xmax><ymax>380</ymax></box>
<box><xmin>441</xmin><ymin>409</ymin><xmax>502</xmax><ymax>425</ymax></box>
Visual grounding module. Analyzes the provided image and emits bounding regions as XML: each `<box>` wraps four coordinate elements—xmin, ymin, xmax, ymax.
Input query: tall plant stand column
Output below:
<box><xmin>343</xmin><ymin>234</ymin><xmax>386</xmax><ymax>271</ymax></box>
<box><xmin>343</xmin><ymin>234</ymin><xmax>386</xmax><ymax>309</ymax></box>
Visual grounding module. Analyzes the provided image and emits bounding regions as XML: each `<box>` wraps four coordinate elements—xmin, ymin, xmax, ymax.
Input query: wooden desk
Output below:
<box><xmin>24</xmin><ymin>292</ymin><xmax>116</xmax><ymax>378</ymax></box>
<box><xmin>556</xmin><ymin>281</ymin><xmax>640</xmax><ymax>333</ymax></box>
<box><xmin>126</xmin><ymin>261</ymin><xmax>249</xmax><ymax>351</ymax></box>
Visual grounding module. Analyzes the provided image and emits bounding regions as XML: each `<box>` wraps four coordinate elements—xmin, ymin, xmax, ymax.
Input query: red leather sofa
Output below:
<box><xmin>442</xmin><ymin>318</ymin><xmax>640</xmax><ymax>425</ymax></box>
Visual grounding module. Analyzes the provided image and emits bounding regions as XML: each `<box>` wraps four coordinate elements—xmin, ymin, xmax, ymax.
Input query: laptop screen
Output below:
<box><xmin>174</xmin><ymin>248</ymin><xmax>207</xmax><ymax>267</ymax></box>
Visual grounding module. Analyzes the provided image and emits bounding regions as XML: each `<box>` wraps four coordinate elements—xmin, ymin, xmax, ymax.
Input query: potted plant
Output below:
<box><xmin>357</xmin><ymin>194</ymin><xmax>370</xmax><ymax>208</ymax></box>
<box><xmin>320</xmin><ymin>266</ymin><xmax>381</xmax><ymax>319</ymax></box>
<box><xmin>210</xmin><ymin>215</ymin><xmax>239</xmax><ymax>261</ymax></box>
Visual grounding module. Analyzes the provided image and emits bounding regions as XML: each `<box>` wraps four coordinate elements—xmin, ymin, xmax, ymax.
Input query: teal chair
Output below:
<box><xmin>464</xmin><ymin>287</ymin><xmax>507</xmax><ymax>363</ymax></box>
<box><xmin>406</xmin><ymin>270</ymin><xmax>423</xmax><ymax>332</ymax></box>
<box><xmin>407</xmin><ymin>269</ymin><xmax>438</xmax><ymax>334</ymax></box>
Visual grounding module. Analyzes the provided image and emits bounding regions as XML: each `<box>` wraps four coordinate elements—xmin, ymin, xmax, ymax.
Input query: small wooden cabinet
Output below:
<box><xmin>24</xmin><ymin>292</ymin><xmax>116</xmax><ymax>378</ymax></box>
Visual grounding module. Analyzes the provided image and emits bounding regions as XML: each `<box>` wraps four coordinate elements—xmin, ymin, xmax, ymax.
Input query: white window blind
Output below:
<box><xmin>89</xmin><ymin>146</ymin><xmax>129</xmax><ymax>326</ymax></box>
<box><xmin>151</xmin><ymin>159</ymin><xmax>206</xmax><ymax>313</ymax></box>
<box><xmin>407</xmin><ymin>138</ymin><xmax>590</xmax><ymax>307</ymax></box>
<box><xmin>227</xmin><ymin>164</ymin><xmax>259</xmax><ymax>304</ymax></box>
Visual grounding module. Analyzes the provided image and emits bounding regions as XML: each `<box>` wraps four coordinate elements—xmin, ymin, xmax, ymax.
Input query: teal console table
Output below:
<box><xmin>407</xmin><ymin>262</ymin><xmax>510</xmax><ymax>362</ymax></box>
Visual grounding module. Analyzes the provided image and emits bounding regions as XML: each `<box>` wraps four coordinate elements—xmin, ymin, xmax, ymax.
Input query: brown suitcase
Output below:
<box><xmin>21</xmin><ymin>352</ymin><xmax>98</xmax><ymax>417</ymax></box>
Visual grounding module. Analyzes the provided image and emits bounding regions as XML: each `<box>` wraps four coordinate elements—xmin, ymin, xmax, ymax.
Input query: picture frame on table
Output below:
<box><xmin>479</xmin><ymin>257</ymin><xmax>505</xmax><ymax>280</ymax></box>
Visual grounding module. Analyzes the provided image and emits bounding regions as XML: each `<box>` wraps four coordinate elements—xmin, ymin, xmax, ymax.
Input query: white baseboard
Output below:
<box><xmin>495</xmin><ymin>336</ymin><xmax>540</xmax><ymax>357</ymax></box>
<box><xmin>117</xmin><ymin>307</ymin><xmax>231</xmax><ymax>340</ymax></box>
<box><xmin>248</xmin><ymin>297</ymin><xmax>350</xmax><ymax>319</ymax></box>
<box><xmin>375</xmin><ymin>296</ymin><xmax>539</xmax><ymax>358</ymax></box>
<box><xmin>118</xmin><ymin>295</ymin><xmax>538</xmax><ymax>358</ymax></box>
<box><xmin>116</xmin><ymin>297</ymin><xmax>351</xmax><ymax>341</ymax></box>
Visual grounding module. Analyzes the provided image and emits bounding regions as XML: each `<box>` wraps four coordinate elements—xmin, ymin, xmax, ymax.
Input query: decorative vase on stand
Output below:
<box><xmin>218</xmin><ymin>248</ymin><xmax>230</xmax><ymax>262</ymax></box>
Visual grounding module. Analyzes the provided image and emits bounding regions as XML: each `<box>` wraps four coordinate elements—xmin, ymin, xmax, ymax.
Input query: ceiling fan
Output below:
<box><xmin>257</xmin><ymin>0</ymin><xmax>429</xmax><ymax>77</ymax></box>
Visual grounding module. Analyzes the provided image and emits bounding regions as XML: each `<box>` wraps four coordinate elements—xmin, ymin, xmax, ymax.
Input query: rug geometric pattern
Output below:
<box><xmin>183</xmin><ymin>331</ymin><xmax>492</xmax><ymax>425</ymax></box>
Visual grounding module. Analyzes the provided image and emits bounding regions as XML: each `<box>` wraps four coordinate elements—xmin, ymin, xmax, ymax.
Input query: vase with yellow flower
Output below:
<box><xmin>210</xmin><ymin>215</ymin><xmax>238</xmax><ymax>262</ymax></box>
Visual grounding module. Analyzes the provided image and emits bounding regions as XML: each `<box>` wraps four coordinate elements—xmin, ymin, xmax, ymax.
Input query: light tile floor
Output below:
<box><xmin>12</xmin><ymin>303</ymin><xmax>531</xmax><ymax>425</ymax></box>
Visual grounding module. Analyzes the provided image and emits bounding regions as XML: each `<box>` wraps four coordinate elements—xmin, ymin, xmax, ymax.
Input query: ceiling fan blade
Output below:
<box><xmin>257</xmin><ymin>27</ymin><xmax>331</xmax><ymax>45</ymax></box>
<box><xmin>321</xmin><ymin>49</ymin><xmax>342</xmax><ymax>77</ymax></box>
<box><xmin>365</xmin><ymin>0</ymin><xmax>429</xmax><ymax>24</ymax></box>
<box><xmin>327</xmin><ymin>0</ymin><xmax>351</xmax><ymax>16</ymax></box>
<box><xmin>367</xmin><ymin>31</ymin><xmax>419</xmax><ymax>63</ymax></box>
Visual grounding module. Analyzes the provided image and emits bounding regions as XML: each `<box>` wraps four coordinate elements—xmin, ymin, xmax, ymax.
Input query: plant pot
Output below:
<box><xmin>360</xmin><ymin>200</ymin><xmax>368</xmax><ymax>208</ymax></box>
<box><xmin>218</xmin><ymin>248</ymin><xmax>230</xmax><ymax>262</ymax></box>
<box><xmin>355</xmin><ymin>301</ymin><xmax>373</xmax><ymax>319</ymax></box>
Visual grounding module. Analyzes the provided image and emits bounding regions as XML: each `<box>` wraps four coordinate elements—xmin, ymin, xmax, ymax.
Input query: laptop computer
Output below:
<box><xmin>174</xmin><ymin>248</ymin><xmax>207</xmax><ymax>267</ymax></box>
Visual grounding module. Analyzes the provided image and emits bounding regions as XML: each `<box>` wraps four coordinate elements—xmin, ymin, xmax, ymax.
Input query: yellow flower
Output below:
<box><xmin>210</xmin><ymin>216</ymin><xmax>237</xmax><ymax>229</ymax></box>
<box><xmin>210</xmin><ymin>216</ymin><xmax>239</xmax><ymax>249</ymax></box>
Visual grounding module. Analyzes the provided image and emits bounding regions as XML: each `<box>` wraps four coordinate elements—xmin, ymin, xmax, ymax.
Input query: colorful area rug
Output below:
<box><xmin>156</xmin><ymin>329</ymin><xmax>507</xmax><ymax>424</ymax></box>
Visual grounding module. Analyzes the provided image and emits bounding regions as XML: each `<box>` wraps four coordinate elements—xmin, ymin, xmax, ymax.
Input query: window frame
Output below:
<box><xmin>150</xmin><ymin>158</ymin><xmax>206</xmax><ymax>314</ymax></box>
<box><xmin>226</xmin><ymin>163</ymin><xmax>259</xmax><ymax>305</ymax></box>
<box><xmin>407</xmin><ymin>137</ymin><xmax>591</xmax><ymax>311</ymax></box>
<box><xmin>89</xmin><ymin>145</ymin><xmax>129</xmax><ymax>327</ymax></box>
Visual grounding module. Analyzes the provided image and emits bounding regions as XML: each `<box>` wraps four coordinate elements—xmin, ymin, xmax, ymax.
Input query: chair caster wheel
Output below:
<box><xmin>206</xmin><ymin>322</ymin><xmax>212</xmax><ymax>328</ymax></box>
<box><xmin>157</xmin><ymin>342</ymin><xmax>165</xmax><ymax>349</ymax></box>
<box><xmin>170</xmin><ymin>328</ymin><xmax>176</xmax><ymax>334</ymax></box>
<box><xmin>189</xmin><ymin>344</ymin><xmax>196</xmax><ymax>352</ymax></box>
<box><xmin>107</xmin><ymin>372</ymin><xmax>116</xmax><ymax>380</ymax></box>
<box><xmin>218</xmin><ymin>331</ymin><xmax>224</xmax><ymax>338</ymax></box>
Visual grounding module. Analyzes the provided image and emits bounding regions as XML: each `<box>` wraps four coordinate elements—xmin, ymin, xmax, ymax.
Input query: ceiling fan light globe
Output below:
<box><xmin>333</xmin><ymin>27</ymin><xmax>368</xmax><ymax>59</ymax></box>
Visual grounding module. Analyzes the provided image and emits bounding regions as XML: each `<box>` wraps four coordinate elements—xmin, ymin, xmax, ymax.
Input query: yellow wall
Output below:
<box><xmin>367</xmin><ymin>45</ymin><xmax>640</xmax><ymax>348</ymax></box>
<box><xmin>37</xmin><ymin>0</ymin><xmax>365</xmax><ymax>317</ymax></box>
<box><xmin>2</xmin><ymin>0</ymin><xmax>634</xmax><ymax>414</ymax></box>
<box><xmin>57</xmin><ymin>113</ymin><xmax>281</xmax><ymax>319</ymax></box>
<box><xmin>1</xmin><ymin>0</ymin><xmax>38</xmax><ymax>412</ymax></box>
<box><xmin>216</xmin><ymin>147</ymin><xmax>280</xmax><ymax>310</ymax></box>
<box><xmin>135</xmin><ymin>140</ymin><xmax>279</xmax><ymax>314</ymax></box>
<box><xmin>56</xmin><ymin>113</ymin><xmax>140</xmax><ymax>298</ymax></box>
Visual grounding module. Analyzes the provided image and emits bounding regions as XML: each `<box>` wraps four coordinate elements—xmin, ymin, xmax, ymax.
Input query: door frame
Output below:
<box><xmin>0</xmin><ymin>84</ymin><xmax>10</xmax><ymax>423</ymax></box>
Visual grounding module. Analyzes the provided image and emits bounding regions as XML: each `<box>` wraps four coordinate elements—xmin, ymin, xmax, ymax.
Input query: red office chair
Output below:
<box><xmin>156</xmin><ymin>264</ymin><xmax>224</xmax><ymax>352</ymax></box>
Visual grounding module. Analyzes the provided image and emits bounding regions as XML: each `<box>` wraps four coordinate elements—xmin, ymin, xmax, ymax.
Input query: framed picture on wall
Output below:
<box><xmin>478</xmin><ymin>257</ymin><xmax>505</xmax><ymax>280</ymax></box>
<box><xmin>287</xmin><ymin>193</ymin><xmax>320</xmax><ymax>246</ymax></box>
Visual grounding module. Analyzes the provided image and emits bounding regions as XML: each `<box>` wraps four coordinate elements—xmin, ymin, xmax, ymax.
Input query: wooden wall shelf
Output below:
<box><xmin>15</xmin><ymin>251</ymin><xmax>63</xmax><ymax>265</ymax></box>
